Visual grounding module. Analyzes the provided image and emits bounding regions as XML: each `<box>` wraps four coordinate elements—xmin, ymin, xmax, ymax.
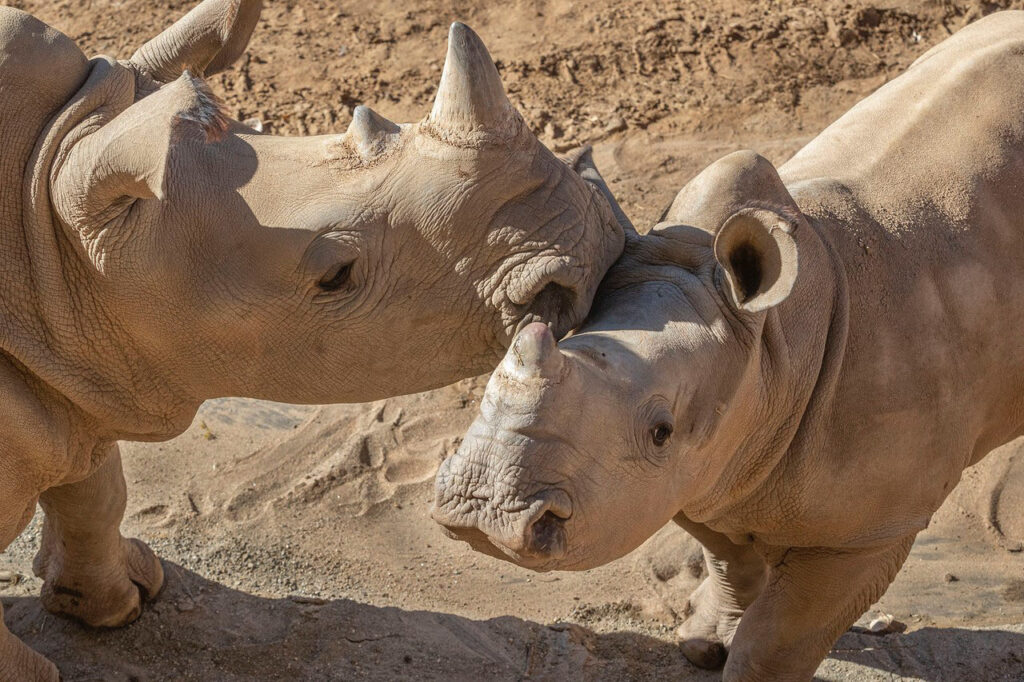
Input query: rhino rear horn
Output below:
<box><xmin>131</xmin><ymin>0</ymin><xmax>262</xmax><ymax>83</ymax></box>
<box><xmin>427</xmin><ymin>23</ymin><xmax>519</xmax><ymax>140</ymax></box>
<box><xmin>346</xmin><ymin>105</ymin><xmax>400</xmax><ymax>159</ymax></box>
<box><xmin>53</xmin><ymin>73</ymin><xmax>228</xmax><ymax>225</ymax></box>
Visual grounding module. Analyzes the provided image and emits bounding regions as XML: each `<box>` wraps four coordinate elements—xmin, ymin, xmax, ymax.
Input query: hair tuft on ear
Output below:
<box><xmin>173</xmin><ymin>71</ymin><xmax>229</xmax><ymax>143</ymax></box>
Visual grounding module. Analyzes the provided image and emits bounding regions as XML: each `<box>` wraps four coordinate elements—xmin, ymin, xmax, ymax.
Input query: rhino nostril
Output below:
<box><xmin>527</xmin><ymin>281</ymin><xmax>577</xmax><ymax>320</ymax></box>
<box><xmin>527</xmin><ymin>510</ymin><xmax>566</xmax><ymax>556</ymax></box>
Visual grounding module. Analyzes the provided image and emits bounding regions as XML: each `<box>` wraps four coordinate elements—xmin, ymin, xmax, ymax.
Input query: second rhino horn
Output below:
<box><xmin>428</xmin><ymin>22</ymin><xmax>519</xmax><ymax>140</ymax></box>
<box><xmin>346</xmin><ymin>105</ymin><xmax>400</xmax><ymax>158</ymax></box>
<box><xmin>503</xmin><ymin>323</ymin><xmax>564</xmax><ymax>380</ymax></box>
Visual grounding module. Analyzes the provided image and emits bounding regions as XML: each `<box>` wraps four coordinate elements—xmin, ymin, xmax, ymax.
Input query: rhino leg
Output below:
<box><xmin>0</xmin><ymin>484</ymin><xmax>58</xmax><ymax>680</ymax></box>
<box><xmin>723</xmin><ymin>536</ymin><xmax>915</xmax><ymax>682</ymax></box>
<box><xmin>34</xmin><ymin>445</ymin><xmax>164</xmax><ymax>628</ymax></box>
<box><xmin>674</xmin><ymin>515</ymin><xmax>767</xmax><ymax>670</ymax></box>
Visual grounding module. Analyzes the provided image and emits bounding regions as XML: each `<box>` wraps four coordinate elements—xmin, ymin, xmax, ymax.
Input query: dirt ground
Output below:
<box><xmin>4</xmin><ymin>0</ymin><xmax>1024</xmax><ymax>679</ymax></box>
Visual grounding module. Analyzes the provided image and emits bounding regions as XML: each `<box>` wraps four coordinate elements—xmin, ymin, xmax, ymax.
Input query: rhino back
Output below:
<box><xmin>781</xmin><ymin>11</ymin><xmax>1024</xmax><ymax>230</ymax></box>
<box><xmin>752</xmin><ymin>13</ymin><xmax>1024</xmax><ymax>546</ymax></box>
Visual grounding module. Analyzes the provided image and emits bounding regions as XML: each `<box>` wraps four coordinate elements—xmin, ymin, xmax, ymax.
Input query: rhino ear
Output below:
<box><xmin>53</xmin><ymin>73</ymin><xmax>228</xmax><ymax>224</ymax></box>
<box><xmin>713</xmin><ymin>207</ymin><xmax>798</xmax><ymax>313</ymax></box>
<box><xmin>130</xmin><ymin>0</ymin><xmax>262</xmax><ymax>83</ymax></box>
<box><xmin>559</xmin><ymin>145</ymin><xmax>638</xmax><ymax>238</ymax></box>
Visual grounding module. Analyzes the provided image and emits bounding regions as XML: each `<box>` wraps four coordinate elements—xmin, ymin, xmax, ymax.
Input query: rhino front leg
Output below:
<box><xmin>673</xmin><ymin>514</ymin><xmax>767</xmax><ymax>670</ymax></box>
<box><xmin>34</xmin><ymin>444</ymin><xmax>164</xmax><ymax>627</ymax></box>
<box><xmin>724</xmin><ymin>537</ymin><xmax>915</xmax><ymax>682</ymax></box>
<box><xmin>0</xmin><ymin>482</ymin><xmax>59</xmax><ymax>680</ymax></box>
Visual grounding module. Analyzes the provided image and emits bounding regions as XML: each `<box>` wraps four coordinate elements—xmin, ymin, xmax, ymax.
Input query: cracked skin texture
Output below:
<box><xmin>433</xmin><ymin>12</ymin><xmax>1024</xmax><ymax>681</ymax></box>
<box><xmin>0</xmin><ymin>1</ymin><xmax>623</xmax><ymax>678</ymax></box>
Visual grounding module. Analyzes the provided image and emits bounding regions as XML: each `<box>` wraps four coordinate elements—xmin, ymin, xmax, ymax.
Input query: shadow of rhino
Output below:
<box><xmin>824</xmin><ymin>625</ymin><xmax>1024</xmax><ymax>682</ymax></box>
<box><xmin>3</xmin><ymin>561</ymin><xmax>716</xmax><ymax>681</ymax></box>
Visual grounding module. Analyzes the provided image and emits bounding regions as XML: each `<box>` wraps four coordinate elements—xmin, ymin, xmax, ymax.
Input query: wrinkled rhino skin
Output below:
<box><xmin>0</xmin><ymin>2</ymin><xmax>623</xmax><ymax>678</ymax></box>
<box><xmin>434</xmin><ymin>12</ymin><xmax>1024</xmax><ymax>681</ymax></box>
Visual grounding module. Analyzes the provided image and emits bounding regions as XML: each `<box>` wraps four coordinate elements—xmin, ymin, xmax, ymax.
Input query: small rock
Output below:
<box><xmin>603</xmin><ymin>117</ymin><xmax>627</xmax><ymax>135</ymax></box>
<box><xmin>866</xmin><ymin>613</ymin><xmax>906</xmax><ymax>635</ymax></box>
<box><xmin>945</xmin><ymin>573</ymin><xmax>959</xmax><ymax>583</ymax></box>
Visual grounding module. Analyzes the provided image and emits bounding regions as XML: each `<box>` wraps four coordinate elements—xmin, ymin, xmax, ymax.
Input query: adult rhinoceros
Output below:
<box><xmin>433</xmin><ymin>11</ymin><xmax>1024</xmax><ymax>681</ymax></box>
<box><xmin>0</xmin><ymin>1</ymin><xmax>623</xmax><ymax>677</ymax></box>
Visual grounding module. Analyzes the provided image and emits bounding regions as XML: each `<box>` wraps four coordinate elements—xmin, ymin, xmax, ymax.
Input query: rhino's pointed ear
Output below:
<box><xmin>713</xmin><ymin>207</ymin><xmax>798</xmax><ymax>313</ymax></box>
<box><xmin>426</xmin><ymin>22</ymin><xmax>519</xmax><ymax>140</ymax></box>
<box><xmin>130</xmin><ymin>0</ymin><xmax>262</xmax><ymax>83</ymax></box>
<box><xmin>53</xmin><ymin>73</ymin><xmax>228</xmax><ymax>224</ymax></box>
<box><xmin>559</xmin><ymin>145</ymin><xmax>638</xmax><ymax>238</ymax></box>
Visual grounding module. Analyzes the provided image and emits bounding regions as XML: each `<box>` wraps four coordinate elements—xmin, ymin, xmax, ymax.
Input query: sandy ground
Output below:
<box><xmin>4</xmin><ymin>0</ymin><xmax>1024</xmax><ymax>679</ymax></box>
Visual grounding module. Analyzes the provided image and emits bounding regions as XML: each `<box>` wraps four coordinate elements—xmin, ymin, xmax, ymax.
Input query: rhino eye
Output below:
<box><xmin>651</xmin><ymin>423</ymin><xmax>673</xmax><ymax>447</ymax></box>
<box><xmin>318</xmin><ymin>262</ymin><xmax>353</xmax><ymax>291</ymax></box>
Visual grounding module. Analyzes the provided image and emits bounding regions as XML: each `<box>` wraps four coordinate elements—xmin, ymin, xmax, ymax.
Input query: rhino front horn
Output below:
<box><xmin>503</xmin><ymin>323</ymin><xmax>564</xmax><ymax>380</ymax></box>
<box><xmin>428</xmin><ymin>22</ymin><xmax>519</xmax><ymax>139</ymax></box>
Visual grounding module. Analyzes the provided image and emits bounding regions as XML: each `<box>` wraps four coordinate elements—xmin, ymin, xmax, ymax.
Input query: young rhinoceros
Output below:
<box><xmin>0</xmin><ymin>2</ymin><xmax>622</xmax><ymax>679</ymax></box>
<box><xmin>434</xmin><ymin>11</ymin><xmax>1024</xmax><ymax>681</ymax></box>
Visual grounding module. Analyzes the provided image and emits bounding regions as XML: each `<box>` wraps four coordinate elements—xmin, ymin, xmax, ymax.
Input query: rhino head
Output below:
<box><xmin>14</xmin><ymin>0</ymin><xmax>623</xmax><ymax>435</ymax></box>
<box><xmin>432</xmin><ymin>151</ymin><xmax>815</xmax><ymax>571</ymax></box>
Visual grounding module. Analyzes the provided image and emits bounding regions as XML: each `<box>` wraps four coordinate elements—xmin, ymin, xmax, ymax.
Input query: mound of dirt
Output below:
<box><xmin>4</xmin><ymin>0</ymin><xmax>1024</xmax><ymax>680</ymax></box>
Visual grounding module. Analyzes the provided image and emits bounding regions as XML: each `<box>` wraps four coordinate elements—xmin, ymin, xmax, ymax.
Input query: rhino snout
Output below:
<box><xmin>431</xmin><ymin>477</ymin><xmax>573</xmax><ymax>566</ymax></box>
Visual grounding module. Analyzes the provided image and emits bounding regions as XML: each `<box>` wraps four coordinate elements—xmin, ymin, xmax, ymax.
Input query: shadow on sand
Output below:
<box><xmin>5</xmin><ymin>562</ymin><xmax>1024</xmax><ymax>681</ymax></box>
<box><xmin>824</xmin><ymin>625</ymin><xmax>1024</xmax><ymax>682</ymax></box>
<box><xmin>3</xmin><ymin>561</ymin><xmax>716</xmax><ymax>681</ymax></box>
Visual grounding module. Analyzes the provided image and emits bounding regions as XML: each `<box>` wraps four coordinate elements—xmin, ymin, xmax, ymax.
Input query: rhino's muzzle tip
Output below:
<box><xmin>432</xmin><ymin>488</ymin><xmax>572</xmax><ymax>568</ymax></box>
<box><xmin>503</xmin><ymin>321</ymin><xmax>564</xmax><ymax>380</ymax></box>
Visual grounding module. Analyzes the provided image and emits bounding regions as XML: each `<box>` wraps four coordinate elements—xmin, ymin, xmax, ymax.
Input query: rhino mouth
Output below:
<box><xmin>431</xmin><ymin>485</ymin><xmax>573</xmax><ymax>571</ymax></box>
<box><xmin>438</xmin><ymin>518</ymin><xmax>568</xmax><ymax>572</ymax></box>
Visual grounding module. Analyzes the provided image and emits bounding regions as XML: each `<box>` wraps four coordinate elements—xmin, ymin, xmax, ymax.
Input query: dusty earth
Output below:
<box><xmin>4</xmin><ymin>0</ymin><xmax>1024</xmax><ymax>679</ymax></box>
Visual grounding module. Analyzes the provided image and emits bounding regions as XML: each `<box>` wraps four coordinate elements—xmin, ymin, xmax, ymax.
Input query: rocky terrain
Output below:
<box><xmin>3</xmin><ymin>0</ymin><xmax>1024</xmax><ymax>679</ymax></box>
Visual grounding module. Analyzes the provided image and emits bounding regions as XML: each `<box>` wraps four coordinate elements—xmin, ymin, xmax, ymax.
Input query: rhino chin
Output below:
<box><xmin>439</xmin><ymin>524</ymin><xmax>567</xmax><ymax>572</ymax></box>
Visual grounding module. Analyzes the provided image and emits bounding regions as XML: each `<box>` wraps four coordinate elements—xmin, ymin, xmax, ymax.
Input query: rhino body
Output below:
<box><xmin>0</xmin><ymin>2</ymin><xmax>622</xmax><ymax>678</ymax></box>
<box><xmin>433</xmin><ymin>12</ymin><xmax>1024</xmax><ymax>680</ymax></box>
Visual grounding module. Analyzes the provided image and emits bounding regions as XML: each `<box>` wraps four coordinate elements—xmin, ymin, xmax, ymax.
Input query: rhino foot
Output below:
<box><xmin>34</xmin><ymin>535</ymin><xmax>164</xmax><ymax>628</ymax></box>
<box><xmin>677</xmin><ymin>576</ymin><xmax>743</xmax><ymax>670</ymax></box>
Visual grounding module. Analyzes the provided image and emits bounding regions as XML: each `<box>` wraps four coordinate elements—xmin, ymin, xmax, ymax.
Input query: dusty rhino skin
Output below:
<box><xmin>434</xmin><ymin>12</ymin><xmax>1024</xmax><ymax>681</ymax></box>
<box><xmin>0</xmin><ymin>1</ymin><xmax>623</xmax><ymax>678</ymax></box>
